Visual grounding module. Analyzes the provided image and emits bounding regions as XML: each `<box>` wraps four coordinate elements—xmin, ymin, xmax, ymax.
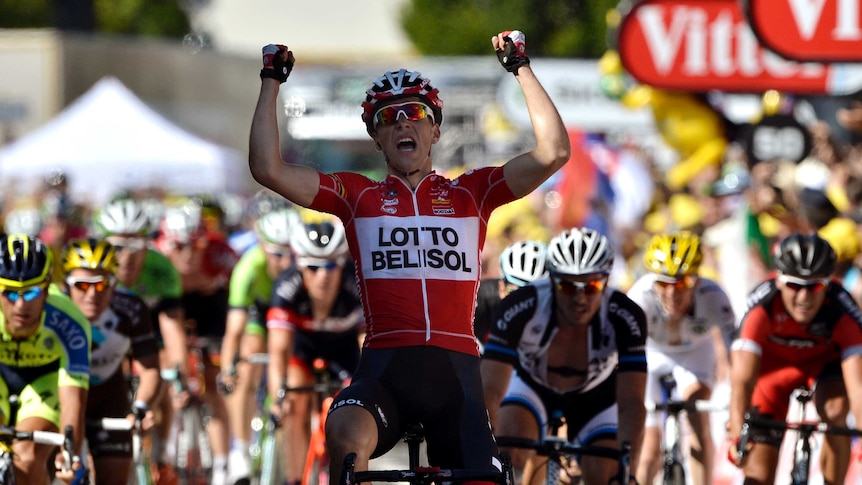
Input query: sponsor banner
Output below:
<box><xmin>745</xmin><ymin>0</ymin><xmax>862</xmax><ymax>62</ymax></box>
<box><xmin>616</xmin><ymin>0</ymin><xmax>862</xmax><ymax>94</ymax></box>
<box><xmin>740</xmin><ymin>114</ymin><xmax>813</xmax><ymax>164</ymax></box>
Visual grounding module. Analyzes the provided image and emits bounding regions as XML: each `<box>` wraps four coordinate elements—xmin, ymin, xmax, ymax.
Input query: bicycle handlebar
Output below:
<box><xmin>743</xmin><ymin>412</ymin><xmax>862</xmax><ymax>437</ymax></box>
<box><xmin>646</xmin><ymin>400</ymin><xmax>727</xmax><ymax>413</ymax></box>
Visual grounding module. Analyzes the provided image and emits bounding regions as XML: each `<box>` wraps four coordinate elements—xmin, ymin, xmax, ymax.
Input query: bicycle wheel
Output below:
<box><xmin>663</xmin><ymin>461</ymin><xmax>685</xmax><ymax>485</ymax></box>
<box><xmin>258</xmin><ymin>418</ymin><xmax>280</xmax><ymax>485</ymax></box>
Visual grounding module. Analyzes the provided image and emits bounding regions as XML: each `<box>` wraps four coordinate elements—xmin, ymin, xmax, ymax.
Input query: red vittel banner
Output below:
<box><xmin>745</xmin><ymin>0</ymin><xmax>862</xmax><ymax>62</ymax></box>
<box><xmin>616</xmin><ymin>0</ymin><xmax>862</xmax><ymax>94</ymax></box>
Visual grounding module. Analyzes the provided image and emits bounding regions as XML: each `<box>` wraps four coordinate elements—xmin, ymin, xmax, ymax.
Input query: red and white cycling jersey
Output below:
<box><xmin>310</xmin><ymin>168</ymin><xmax>516</xmax><ymax>356</ymax></box>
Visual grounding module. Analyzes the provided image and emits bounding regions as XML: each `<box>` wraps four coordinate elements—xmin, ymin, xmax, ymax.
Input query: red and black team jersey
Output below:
<box><xmin>310</xmin><ymin>168</ymin><xmax>517</xmax><ymax>356</ymax></box>
<box><xmin>735</xmin><ymin>276</ymin><xmax>862</xmax><ymax>418</ymax></box>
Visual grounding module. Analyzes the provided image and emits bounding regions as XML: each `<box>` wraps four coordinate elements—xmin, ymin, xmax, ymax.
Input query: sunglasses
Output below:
<box><xmin>66</xmin><ymin>275</ymin><xmax>116</xmax><ymax>293</ymax></box>
<box><xmin>778</xmin><ymin>274</ymin><xmax>830</xmax><ymax>293</ymax></box>
<box><xmin>1</xmin><ymin>284</ymin><xmax>47</xmax><ymax>303</ymax></box>
<box><xmin>262</xmin><ymin>243</ymin><xmax>292</xmax><ymax>259</ymax></box>
<box><xmin>373</xmin><ymin>101</ymin><xmax>435</xmax><ymax>128</ymax></box>
<box><xmin>553</xmin><ymin>277</ymin><xmax>607</xmax><ymax>296</ymax></box>
<box><xmin>106</xmin><ymin>237</ymin><xmax>147</xmax><ymax>254</ymax></box>
<box><xmin>299</xmin><ymin>257</ymin><xmax>344</xmax><ymax>272</ymax></box>
<box><xmin>168</xmin><ymin>239</ymin><xmax>204</xmax><ymax>251</ymax></box>
<box><xmin>654</xmin><ymin>275</ymin><xmax>699</xmax><ymax>290</ymax></box>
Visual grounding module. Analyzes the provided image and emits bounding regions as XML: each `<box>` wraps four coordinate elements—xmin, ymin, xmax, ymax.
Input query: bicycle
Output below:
<box><xmin>237</xmin><ymin>352</ymin><xmax>275</xmax><ymax>485</ymax></box>
<box><xmin>340</xmin><ymin>422</ymin><xmax>515</xmax><ymax>485</ymax></box>
<box><xmin>0</xmin><ymin>423</ymin><xmax>88</xmax><ymax>485</ymax></box>
<box><xmin>88</xmin><ymin>417</ymin><xmax>153</xmax><ymax>485</ymax></box>
<box><xmin>738</xmin><ymin>385</ymin><xmax>862</xmax><ymax>485</ymax></box>
<box><xmin>161</xmin><ymin>365</ymin><xmax>212</xmax><ymax>485</ymax></box>
<box><xmin>300</xmin><ymin>358</ymin><xmax>352</xmax><ymax>485</ymax></box>
<box><xmin>494</xmin><ymin>413</ymin><xmax>632</xmax><ymax>485</ymax></box>
<box><xmin>646</xmin><ymin>374</ymin><xmax>726</xmax><ymax>485</ymax></box>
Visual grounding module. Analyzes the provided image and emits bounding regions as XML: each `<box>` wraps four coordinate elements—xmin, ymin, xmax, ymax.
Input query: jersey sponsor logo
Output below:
<box><xmin>497</xmin><ymin>297</ymin><xmax>537</xmax><ymax>332</ymax></box>
<box><xmin>381</xmin><ymin>205</ymin><xmax>397</xmax><ymax>215</ymax></box>
<box><xmin>45</xmin><ymin>309</ymin><xmax>88</xmax><ymax>351</ymax></box>
<box><xmin>608</xmin><ymin>302</ymin><xmax>642</xmax><ymax>337</ymax></box>
<box><xmin>767</xmin><ymin>335</ymin><xmax>817</xmax><ymax>348</ymax></box>
<box><xmin>746</xmin><ymin>281</ymin><xmax>773</xmax><ymax>310</ymax></box>
<box><xmin>355</xmin><ymin>217</ymin><xmax>481</xmax><ymax>279</ymax></box>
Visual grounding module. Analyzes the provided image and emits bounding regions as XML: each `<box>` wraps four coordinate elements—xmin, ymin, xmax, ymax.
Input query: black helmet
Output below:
<box><xmin>0</xmin><ymin>234</ymin><xmax>53</xmax><ymax>288</ymax></box>
<box><xmin>361</xmin><ymin>69</ymin><xmax>444</xmax><ymax>134</ymax></box>
<box><xmin>773</xmin><ymin>233</ymin><xmax>836</xmax><ymax>278</ymax></box>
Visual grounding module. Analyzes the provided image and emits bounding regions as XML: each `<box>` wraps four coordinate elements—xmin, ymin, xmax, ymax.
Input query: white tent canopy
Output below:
<box><xmin>0</xmin><ymin>76</ymin><xmax>246</xmax><ymax>205</ymax></box>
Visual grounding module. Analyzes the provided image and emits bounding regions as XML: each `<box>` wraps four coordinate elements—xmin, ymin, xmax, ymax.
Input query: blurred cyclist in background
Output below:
<box><xmin>61</xmin><ymin>238</ymin><xmax>161</xmax><ymax>485</ymax></box>
<box><xmin>267</xmin><ymin>217</ymin><xmax>363</xmax><ymax>485</ymax></box>
<box><xmin>221</xmin><ymin>206</ymin><xmax>300</xmax><ymax>485</ymax></box>
<box><xmin>474</xmin><ymin>239</ymin><xmax>548</xmax><ymax>346</ymax></box>
<box><xmin>155</xmin><ymin>202</ymin><xmax>239</xmax><ymax>485</ymax></box>
<box><xmin>0</xmin><ymin>234</ymin><xmax>90</xmax><ymax>484</ymax></box>
<box><xmin>627</xmin><ymin>232</ymin><xmax>735</xmax><ymax>485</ymax></box>
<box><xmin>95</xmin><ymin>198</ymin><xmax>188</xmax><ymax>485</ymax></box>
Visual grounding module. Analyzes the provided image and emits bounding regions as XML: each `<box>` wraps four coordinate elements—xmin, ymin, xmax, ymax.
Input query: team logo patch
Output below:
<box><xmin>381</xmin><ymin>205</ymin><xmax>397</xmax><ymax>214</ymax></box>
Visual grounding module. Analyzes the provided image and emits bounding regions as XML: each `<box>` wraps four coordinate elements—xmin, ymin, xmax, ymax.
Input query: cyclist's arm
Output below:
<box><xmin>499</xmin><ymin>63</ymin><xmax>570</xmax><ymax>198</ymax></box>
<box><xmin>249</xmin><ymin>76</ymin><xmax>320</xmax><ymax>207</ymax></box>
<box><xmin>480</xmin><ymin>358</ymin><xmax>514</xmax><ymax>432</ymax></box>
<box><xmin>221</xmin><ymin>307</ymin><xmax>249</xmax><ymax>378</ymax></box>
<box><xmin>58</xmin><ymin>384</ymin><xmax>87</xmax><ymax>453</ymax></box>
<box><xmin>133</xmin><ymin>352</ymin><xmax>161</xmax><ymax>409</ymax></box>
<box><xmin>159</xmin><ymin>305</ymin><xmax>190</xmax><ymax>378</ymax></box>
<box><xmin>267</xmin><ymin>326</ymin><xmax>294</xmax><ymax>411</ymax></box>
<box><xmin>616</xmin><ymin>370</ymin><xmax>646</xmax><ymax>472</ymax></box>
<box><xmin>842</xmin><ymin>354</ymin><xmax>862</xmax><ymax>425</ymax></box>
<box><xmin>728</xmin><ymin>346</ymin><xmax>760</xmax><ymax>440</ymax></box>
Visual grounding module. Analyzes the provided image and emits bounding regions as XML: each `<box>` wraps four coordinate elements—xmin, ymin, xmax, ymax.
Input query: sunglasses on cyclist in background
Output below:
<box><xmin>0</xmin><ymin>284</ymin><xmax>47</xmax><ymax>303</ymax></box>
<box><xmin>298</xmin><ymin>257</ymin><xmax>345</xmax><ymax>273</ymax></box>
<box><xmin>66</xmin><ymin>275</ymin><xmax>117</xmax><ymax>293</ymax></box>
<box><xmin>552</xmin><ymin>277</ymin><xmax>607</xmax><ymax>296</ymax></box>
<box><xmin>262</xmin><ymin>243</ymin><xmax>292</xmax><ymax>259</ymax></box>
<box><xmin>106</xmin><ymin>237</ymin><xmax>148</xmax><ymax>254</ymax></box>
<box><xmin>778</xmin><ymin>274</ymin><xmax>831</xmax><ymax>294</ymax></box>
<box><xmin>373</xmin><ymin>102</ymin><xmax>435</xmax><ymax>128</ymax></box>
<box><xmin>654</xmin><ymin>275</ymin><xmax>699</xmax><ymax>290</ymax></box>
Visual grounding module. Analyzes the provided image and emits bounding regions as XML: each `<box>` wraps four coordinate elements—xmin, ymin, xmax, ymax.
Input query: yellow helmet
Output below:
<box><xmin>643</xmin><ymin>232</ymin><xmax>703</xmax><ymax>276</ymax></box>
<box><xmin>62</xmin><ymin>238</ymin><xmax>119</xmax><ymax>275</ymax></box>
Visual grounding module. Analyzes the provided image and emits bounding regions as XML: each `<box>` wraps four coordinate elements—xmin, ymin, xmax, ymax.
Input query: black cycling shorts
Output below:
<box><xmin>327</xmin><ymin>346</ymin><xmax>498</xmax><ymax>471</ymax></box>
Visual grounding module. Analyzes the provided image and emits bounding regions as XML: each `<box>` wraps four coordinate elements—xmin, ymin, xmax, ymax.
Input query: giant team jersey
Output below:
<box><xmin>483</xmin><ymin>278</ymin><xmax>648</xmax><ymax>394</ymax></box>
<box><xmin>310</xmin><ymin>168</ymin><xmax>516</xmax><ymax>355</ymax></box>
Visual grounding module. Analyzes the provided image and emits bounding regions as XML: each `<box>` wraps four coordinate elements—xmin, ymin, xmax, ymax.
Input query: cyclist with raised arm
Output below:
<box><xmin>482</xmin><ymin>227</ymin><xmax>647</xmax><ymax>485</ymax></box>
<box><xmin>155</xmin><ymin>202</ymin><xmax>239</xmax><ymax>485</ymax></box>
<box><xmin>95</xmin><ymin>198</ymin><xmax>188</xmax><ymax>484</ymax></box>
<box><xmin>61</xmin><ymin>238</ymin><xmax>161</xmax><ymax>485</ymax></box>
<box><xmin>0</xmin><ymin>234</ymin><xmax>90</xmax><ymax>484</ymax></box>
<box><xmin>267</xmin><ymin>217</ymin><xmax>363</xmax><ymax>485</ymax></box>
<box><xmin>727</xmin><ymin>233</ymin><xmax>862</xmax><ymax>485</ymax></box>
<box><xmin>250</xmin><ymin>29</ymin><xmax>569</xmax><ymax>484</ymax></box>
<box><xmin>626</xmin><ymin>232</ymin><xmax>735</xmax><ymax>485</ymax></box>
<box><xmin>221</xmin><ymin>206</ymin><xmax>300</xmax><ymax>485</ymax></box>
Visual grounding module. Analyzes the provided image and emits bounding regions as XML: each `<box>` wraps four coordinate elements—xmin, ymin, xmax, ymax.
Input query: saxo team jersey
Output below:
<box><xmin>310</xmin><ymin>169</ymin><xmax>517</xmax><ymax>356</ymax></box>
<box><xmin>0</xmin><ymin>285</ymin><xmax>91</xmax><ymax>389</ymax></box>
<box><xmin>735</xmin><ymin>276</ymin><xmax>862</xmax><ymax>417</ymax></box>
<box><xmin>483</xmin><ymin>278</ymin><xmax>648</xmax><ymax>394</ymax></box>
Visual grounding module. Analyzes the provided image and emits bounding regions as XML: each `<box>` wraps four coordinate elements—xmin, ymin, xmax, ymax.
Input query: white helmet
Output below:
<box><xmin>547</xmin><ymin>227</ymin><xmax>614</xmax><ymax>276</ymax></box>
<box><xmin>291</xmin><ymin>220</ymin><xmax>348</xmax><ymax>263</ymax></box>
<box><xmin>159</xmin><ymin>205</ymin><xmax>205</xmax><ymax>244</ymax></box>
<box><xmin>256</xmin><ymin>208</ymin><xmax>301</xmax><ymax>246</ymax></box>
<box><xmin>3</xmin><ymin>208</ymin><xmax>43</xmax><ymax>236</ymax></box>
<box><xmin>97</xmin><ymin>199</ymin><xmax>150</xmax><ymax>236</ymax></box>
<box><xmin>500</xmin><ymin>240</ymin><xmax>548</xmax><ymax>287</ymax></box>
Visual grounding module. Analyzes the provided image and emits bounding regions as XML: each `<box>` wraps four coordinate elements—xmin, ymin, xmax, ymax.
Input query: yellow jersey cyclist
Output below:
<box><xmin>61</xmin><ymin>238</ymin><xmax>162</xmax><ymax>485</ymax></box>
<box><xmin>0</xmin><ymin>234</ymin><xmax>91</xmax><ymax>484</ymax></box>
<box><xmin>220</xmin><ymin>206</ymin><xmax>300</xmax><ymax>484</ymax></box>
<box><xmin>627</xmin><ymin>232</ymin><xmax>736</xmax><ymax>485</ymax></box>
<box><xmin>94</xmin><ymin>198</ymin><xmax>189</xmax><ymax>483</ymax></box>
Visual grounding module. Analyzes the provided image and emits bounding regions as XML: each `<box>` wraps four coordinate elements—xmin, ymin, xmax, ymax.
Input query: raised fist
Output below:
<box><xmin>260</xmin><ymin>44</ymin><xmax>294</xmax><ymax>83</ymax></box>
<box><xmin>494</xmin><ymin>30</ymin><xmax>529</xmax><ymax>73</ymax></box>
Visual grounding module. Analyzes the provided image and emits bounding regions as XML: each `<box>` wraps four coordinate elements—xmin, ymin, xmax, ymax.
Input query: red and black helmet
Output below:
<box><xmin>361</xmin><ymin>69</ymin><xmax>443</xmax><ymax>134</ymax></box>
